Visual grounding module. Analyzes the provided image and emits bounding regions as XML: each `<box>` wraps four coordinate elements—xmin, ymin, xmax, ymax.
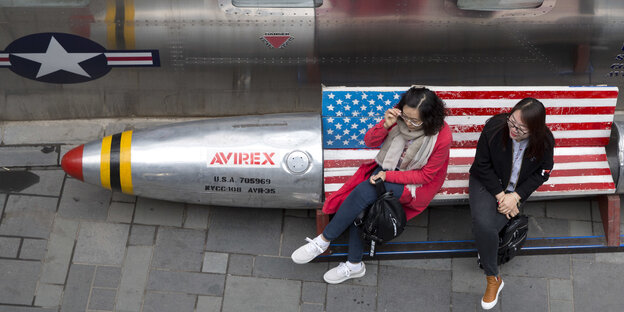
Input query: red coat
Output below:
<box><xmin>322</xmin><ymin>121</ymin><xmax>452</xmax><ymax>220</ymax></box>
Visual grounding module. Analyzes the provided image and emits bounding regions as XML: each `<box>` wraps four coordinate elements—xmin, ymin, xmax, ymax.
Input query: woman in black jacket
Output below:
<box><xmin>469</xmin><ymin>98</ymin><xmax>554</xmax><ymax>310</ymax></box>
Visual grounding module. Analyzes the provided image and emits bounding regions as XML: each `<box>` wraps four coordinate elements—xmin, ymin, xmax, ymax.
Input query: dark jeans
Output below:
<box><xmin>469</xmin><ymin>176</ymin><xmax>511</xmax><ymax>276</ymax></box>
<box><xmin>322</xmin><ymin>166</ymin><xmax>404</xmax><ymax>263</ymax></box>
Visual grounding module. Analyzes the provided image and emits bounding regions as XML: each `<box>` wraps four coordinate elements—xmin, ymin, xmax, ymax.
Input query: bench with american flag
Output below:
<box><xmin>319</xmin><ymin>86</ymin><xmax>621</xmax><ymax>246</ymax></box>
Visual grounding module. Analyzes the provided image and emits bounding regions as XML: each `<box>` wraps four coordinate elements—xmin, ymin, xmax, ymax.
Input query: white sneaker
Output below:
<box><xmin>323</xmin><ymin>262</ymin><xmax>366</xmax><ymax>284</ymax></box>
<box><xmin>291</xmin><ymin>237</ymin><xmax>328</xmax><ymax>264</ymax></box>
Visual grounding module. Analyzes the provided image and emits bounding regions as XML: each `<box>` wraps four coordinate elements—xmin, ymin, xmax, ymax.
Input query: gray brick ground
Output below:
<box><xmin>40</xmin><ymin>218</ymin><xmax>79</xmax><ymax>284</ymax></box>
<box><xmin>451</xmin><ymin>258</ymin><xmax>484</xmax><ymax>294</ymax></box>
<box><xmin>573</xmin><ymin>260</ymin><xmax>624</xmax><ymax>311</ymax></box>
<box><xmin>227</xmin><ymin>254</ymin><xmax>254</xmax><ymax>276</ymax></box>
<box><xmin>107</xmin><ymin>202</ymin><xmax>135</xmax><ymax>223</ymax></box>
<box><xmin>0</xmin><ymin>146</ymin><xmax>58</xmax><ymax>167</ymax></box>
<box><xmin>280</xmin><ymin>216</ymin><xmax>317</xmax><ymax>257</ymax></box>
<box><xmin>301</xmin><ymin>303</ymin><xmax>324</xmax><ymax>312</ymax></box>
<box><xmin>0</xmin><ymin>194</ymin><xmax>5</xmax><ymax>218</ymax></box>
<box><xmin>595</xmin><ymin>251</ymin><xmax>624</xmax><ymax>264</ymax></box>
<box><xmin>206</xmin><ymin>206</ymin><xmax>282</xmax><ymax>255</ymax></box>
<box><xmin>0</xmin><ymin>236</ymin><xmax>20</xmax><ymax>258</ymax></box>
<box><xmin>202</xmin><ymin>252</ymin><xmax>228</xmax><ymax>274</ymax></box>
<box><xmin>94</xmin><ymin>266</ymin><xmax>122</xmax><ymax>288</ymax></box>
<box><xmin>0</xmin><ymin>259</ymin><xmax>41</xmax><ymax>305</ymax></box>
<box><xmin>184</xmin><ymin>204</ymin><xmax>210</xmax><ymax>229</ymax></box>
<box><xmin>147</xmin><ymin>270</ymin><xmax>225</xmax><ymax>296</ymax></box>
<box><xmin>222</xmin><ymin>276</ymin><xmax>300</xmax><ymax>312</ymax></box>
<box><xmin>382</xmin><ymin>258</ymin><xmax>451</xmax><ymax>271</ymax></box>
<box><xmin>451</xmin><ymin>291</ymin><xmax>501</xmax><ymax>312</ymax></box>
<box><xmin>3</xmin><ymin>119</ymin><xmax>103</xmax><ymax>145</ymax></box>
<box><xmin>133</xmin><ymin>198</ymin><xmax>184</xmax><ymax>226</ymax></box>
<box><xmin>60</xmin><ymin>264</ymin><xmax>95</xmax><ymax>312</ymax></box>
<box><xmin>378</xmin><ymin>265</ymin><xmax>451</xmax><ymax>312</ymax></box>
<box><xmin>112</xmin><ymin>192</ymin><xmax>137</xmax><ymax>203</ymax></box>
<box><xmin>142</xmin><ymin>292</ymin><xmax>196</xmax><ymax>312</ymax></box>
<box><xmin>0</xmin><ymin>306</ymin><xmax>58</xmax><ymax>312</ymax></box>
<box><xmin>428</xmin><ymin>206</ymin><xmax>472</xmax><ymax>241</ymax></box>
<box><xmin>550</xmin><ymin>299</ymin><xmax>574</xmax><ymax>312</ymax></box>
<box><xmin>284</xmin><ymin>208</ymin><xmax>309</xmax><ymax>218</ymax></box>
<box><xmin>58</xmin><ymin>178</ymin><xmax>110</xmax><ymax>220</ymax></box>
<box><xmin>14</xmin><ymin>170</ymin><xmax>65</xmax><ymax>196</ymax></box>
<box><xmin>196</xmin><ymin>296</ymin><xmax>222</xmax><ymax>312</ymax></box>
<box><xmin>499</xmin><ymin>276</ymin><xmax>548</xmax><ymax>312</ymax></box>
<box><xmin>34</xmin><ymin>283</ymin><xmax>64</xmax><ymax>307</ymax></box>
<box><xmin>549</xmin><ymin>279</ymin><xmax>573</xmax><ymax>301</ymax></box>
<box><xmin>128</xmin><ymin>225</ymin><xmax>156</xmax><ymax>246</ymax></box>
<box><xmin>116</xmin><ymin>246</ymin><xmax>153</xmax><ymax>312</ymax></box>
<box><xmin>88</xmin><ymin>288</ymin><xmax>116</xmax><ymax>311</ymax></box>
<box><xmin>302</xmin><ymin>281</ymin><xmax>326</xmax><ymax>304</ymax></box>
<box><xmin>546</xmin><ymin>198</ymin><xmax>592</xmax><ymax>221</ymax></box>
<box><xmin>73</xmin><ymin>222</ymin><xmax>130</xmax><ymax>265</ymax></box>
<box><xmin>528</xmin><ymin>217</ymin><xmax>569</xmax><ymax>238</ymax></box>
<box><xmin>326</xmin><ymin>284</ymin><xmax>377</xmax><ymax>312</ymax></box>
<box><xmin>0</xmin><ymin>195</ymin><xmax>57</xmax><ymax>238</ymax></box>
<box><xmin>19</xmin><ymin>239</ymin><xmax>47</xmax><ymax>260</ymax></box>
<box><xmin>501</xmin><ymin>254</ymin><xmax>570</xmax><ymax>279</ymax></box>
<box><xmin>254</xmin><ymin>256</ymin><xmax>328</xmax><ymax>282</ymax></box>
<box><xmin>335</xmin><ymin>262</ymin><xmax>378</xmax><ymax>287</ymax></box>
<box><xmin>152</xmin><ymin>227</ymin><xmax>205</xmax><ymax>271</ymax></box>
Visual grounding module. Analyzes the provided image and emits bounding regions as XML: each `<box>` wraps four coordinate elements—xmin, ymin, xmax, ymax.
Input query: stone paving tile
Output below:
<box><xmin>133</xmin><ymin>198</ymin><xmax>184</xmax><ymax>226</ymax></box>
<box><xmin>88</xmin><ymin>288</ymin><xmax>116</xmax><ymax>311</ymax></box>
<box><xmin>573</xmin><ymin>260</ymin><xmax>624</xmax><ymax>311</ymax></box>
<box><xmin>301</xmin><ymin>303</ymin><xmax>324</xmax><ymax>312</ymax></box>
<box><xmin>0</xmin><ymin>195</ymin><xmax>57</xmax><ymax>238</ymax></box>
<box><xmin>302</xmin><ymin>281</ymin><xmax>327</xmax><ymax>304</ymax></box>
<box><xmin>116</xmin><ymin>246</ymin><xmax>153</xmax><ymax>312</ymax></box>
<box><xmin>222</xmin><ymin>276</ymin><xmax>300</xmax><ymax>312</ymax></box>
<box><xmin>451</xmin><ymin>257</ymin><xmax>484</xmax><ymax>294</ymax></box>
<box><xmin>451</xmin><ymin>291</ymin><xmax>501</xmax><ymax>312</ymax></box>
<box><xmin>595</xmin><ymin>251</ymin><xmax>624</xmax><ymax>264</ymax></box>
<box><xmin>58</xmin><ymin>178</ymin><xmax>110</xmax><ymax>220</ymax></box>
<box><xmin>206</xmin><ymin>206</ymin><xmax>282</xmax><ymax>255</ymax></box>
<box><xmin>107</xmin><ymin>202</ymin><xmax>135</xmax><ymax>223</ymax></box>
<box><xmin>128</xmin><ymin>225</ymin><xmax>156</xmax><ymax>246</ymax></box>
<box><xmin>522</xmin><ymin>201</ymin><xmax>545</xmax><ymax>218</ymax></box>
<box><xmin>34</xmin><ymin>283</ymin><xmax>64</xmax><ymax>307</ymax></box>
<box><xmin>112</xmin><ymin>192</ymin><xmax>137</xmax><ymax>203</ymax></box>
<box><xmin>197</xmin><ymin>296</ymin><xmax>222</xmax><ymax>312</ymax></box>
<box><xmin>569</xmin><ymin>220</ymin><xmax>593</xmax><ymax>236</ymax></box>
<box><xmin>499</xmin><ymin>276</ymin><xmax>548</xmax><ymax>312</ymax></box>
<box><xmin>546</xmin><ymin>198</ymin><xmax>592</xmax><ymax>221</ymax></box>
<box><xmin>40</xmin><ymin>218</ymin><xmax>79</xmax><ymax>284</ymax></box>
<box><xmin>428</xmin><ymin>206</ymin><xmax>472</xmax><ymax>241</ymax></box>
<box><xmin>0</xmin><ymin>194</ymin><xmax>5</xmax><ymax>219</ymax></box>
<box><xmin>147</xmin><ymin>270</ymin><xmax>225</xmax><ymax>296</ymax></box>
<box><xmin>202</xmin><ymin>251</ymin><xmax>228</xmax><ymax>274</ymax></box>
<box><xmin>284</xmin><ymin>208</ymin><xmax>309</xmax><ymax>218</ymax></box>
<box><xmin>550</xmin><ymin>299</ymin><xmax>574</xmax><ymax>312</ymax></box>
<box><xmin>14</xmin><ymin>170</ymin><xmax>65</xmax><ymax>197</ymax></box>
<box><xmin>549</xmin><ymin>279</ymin><xmax>573</xmax><ymax>301</ymax></box>
<box><xmin>143</xmin><ymin>292</ymin><xmax>196</xmax><ymax>312</ymax></box>
<box><xmin>571</xmin><ymin>252</ymin><xmax>595</xmax><ymax>262</ymax></box>
<box><xmin>382</xmin><ymin>258</ymin><xmax>451</xmax><ymax>271</ymax></box>
<box><xmin>0</xmin><ymin>259</ymin><xmax>41</xmax><ymax>305</ymax></box>
<box><xmin>326</xmin><ymin>284</ymin><xmax>377</xmax><ymax>312</ymax></box>
<box><xmin>0</xmin><ymin>236</ymin><xmax>20</xmax><ymax>257</ymax></box>
<box><xmin>94</xmin><ymin>266</ymin><xmax>122</xmax><ymax>288</ymax></box>
<box><xmin>330</xmin><ymin>262</ymin><xmax>378</xmax><ymax>287</ymax></box>
<box><xmin>152</xmin><ymin>227</ymin><xmax>205</xmax><ymax>271</ymax></box>
<box><xmin>184</xmin><ymin>204</ymin><xmax>210</xmax><ymax>230</ymax></box>
<box><xmin>60</xmin><ymin>264</ymin><xmax>96</xmax><ymax>312</ymax></box>
<box><xmin>73</xmin><ymin>222</ymin><xmax>130</xmax><ymax>265</ymax></box>
<box><xmin>500</xmin><ymin>254</ymin><xmax>570</xmax><ymax>279</ymax></box>
<box><xmin>19</xmin><ymin>239</ymin><xmax>47</xmax><ymax>260</ymax></box>
<box><xmin>377</xmin><ymin>265</ymin><xmax>451</xmax><ymax>312</ymax></box>
<box><xmin>281</xmin><ymin>216</ymin><xmax>317</xmax><ymax>257</ymax></box>
<box><xmin>227</xmin><ymin>254</ymin><xmax>253</xmax><ymax>276</ymax></box>
<box><xmin>254</xmin><ymin>256</ymin><xmax>327</xmax><ymax>282</ymax></box>
<box><xmin>0</xmin><ymin>306</ymin><xmax>57</xmax><ymax>312</ymax></box>
<box><xmin>0</xmin><ymin>146</ymin><xmax>58</xmax><ymax>167</ymax></box>
<box><xmin>527</xmin><ymin>217</ymin><xmax>569</xmax><ymax>238</ymax></box>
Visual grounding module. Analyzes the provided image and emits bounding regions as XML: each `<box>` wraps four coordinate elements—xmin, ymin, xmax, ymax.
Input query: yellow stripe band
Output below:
<box><xmin>124</xmin><ymin>0</ymin><xmax>135</xmax><ymax>49</ymax></box>
<box><xmin>119</xmin><ymin>130</ymin><xmax>133</xmax><ymax>194</ymax></box>
<box><xmin>105</xmin><ymin>0</ymin><xmax>116</xmax><ymax>49</ymax></box>
<box><xmin>100</xmin><ymin>135</ymin><xmax>112</xmax><ymax>190</ymax></box>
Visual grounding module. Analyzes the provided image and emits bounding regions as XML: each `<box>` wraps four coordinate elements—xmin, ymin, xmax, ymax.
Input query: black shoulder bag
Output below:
<box><xmin>354</xmin><ymin>178</ymin><xmax>407</xmax><ymax>257</ymax></box>
<box><xmin>478</xmin><ymin>214</ymin><xmax>529</xmax><ymax>268</ymax></box>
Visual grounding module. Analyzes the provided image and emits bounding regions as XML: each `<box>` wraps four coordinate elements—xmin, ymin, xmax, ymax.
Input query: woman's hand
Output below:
<box><xmin>383</xmin><ymin>108</ymin><xmax>401</xmax><ymax>129</ymax></box>
<box><xmin>497</xmin><ymin>193</ymin><xmax>519</xmax><ymax>218</ymax></box>
<box><xmin>369</xmin><ymin>171</ymin><xmax>387</xmax><ymax>184</ymax></box>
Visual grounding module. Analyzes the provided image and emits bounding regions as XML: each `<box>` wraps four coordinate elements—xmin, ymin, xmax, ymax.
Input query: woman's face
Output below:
<box><xmin>401</xmin><ymin>106</ymin><xmax>422</xmax><ymax>131</ymax></box>
<box><xmin>508</xmin><ymin>110</ymin><xmax>529</xmax><ymax>141</ymax></box>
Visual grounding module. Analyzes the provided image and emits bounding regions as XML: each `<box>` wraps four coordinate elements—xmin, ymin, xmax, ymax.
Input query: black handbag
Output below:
<box><xmin>497</xmin><ymin>214</ymin><xmax>529</xmax><ymax>265</ymax></box>
<box><xmin>354</xmin><ymin>178</ymin><xmax>407</xmax><ymax>256</ymax></box>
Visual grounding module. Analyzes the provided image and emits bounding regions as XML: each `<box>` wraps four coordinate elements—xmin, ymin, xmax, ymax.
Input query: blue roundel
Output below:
<box><xmin>6</xmin><ymin>33</ymin><xmax>110</xmax><ymax>84</ymax></box>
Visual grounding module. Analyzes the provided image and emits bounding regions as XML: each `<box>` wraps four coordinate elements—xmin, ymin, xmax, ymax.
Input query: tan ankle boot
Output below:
<box><xmin>481</xmin><ymin>275</ymin><xmax>504</xmax><ymax>310</ymax></box>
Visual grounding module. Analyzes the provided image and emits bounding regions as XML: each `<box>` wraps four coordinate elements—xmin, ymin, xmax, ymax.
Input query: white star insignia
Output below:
<box><xmin>327</xmin><ymin>140</ymin><xmax>334</xmax><ymax>145</ymax></box>
<box><xmin>384</xmin><ymin>100</ymin><xmax>391</xmax><ymax>105</ymax></box>
<box><xmin>359</xmin><ymin>140</ymin><xmax>365</xmax><ymax>145</ymax></box>
<box><xmin>327</xmin><ymin>117</ymin><xmax>334</xmax><ymax>123</ymax></box>
<box><xmin>374</xmin><ymin>117</ymin><xmax>383</xmax><ymax>122</ymax></box>
<box><xmin>360</xmin><ymin>118</ymin><xmax>367</xmax><ymax>123</ymax></box>
<box><xmin>327</xmin><ymin>129</ymin><xmax>334</xmax><ymax>135</ymax></box>
<box><xmin>343</xmin><ymin>140</ymin><xmax>350</xmax><ymax>145</ymax></box>
<box><xmin>327</xmin><ymin>104</ymin><xmax>334</xmax><ymax>111</ymax></box>
<box><xmin>360</xmin><ymin>105</ymin><xmax>367</xmax><ymax>111</ymax></box>
<box><xmin>336</xmin><ymin>99</ymin><xmax>343</xmax><ymax>105</ymax></box>
<box><xmin>359</xmin><ymin>129</ymin><xmax>366</xmax><ymax>134</ymax></box>
<box><xmin>351</xmin><ymin>134</ymin><xmax>358</xmax><ymax>140</ymax></box>
<box><xmin>368</xmin><ymin>123</ymin><xmax>375</xmax><ymax>128</ymax></box>
<box><xmin>361</xmin><ymin>93</ymin><xmax>368</xmax><ymax>99</ymax></box>
<box><xmin>13</xmin><ymin>36</ymin><xmax>101</xmax><ymax>78</ymax></box>
<box><xmin>343</xmin><ymin>129</ymin><xmax>350</xmax><ymax>135</ymax></box>
<box><xmin>335</xmin><ymin>134</ymin><xmax>342</xmax><ymax>139</ymax></box>
<box><xmin>344</xmin><ymin>105</ymin><xmax>351</xmax><ymax>111</ymax></box>
<box><xmin>335</xmin><ymin>123</ymin><xmax>342</xmax><ymax>130</ymax></box>
<box><xmin>352</xmin><ymin>99</ymin><xmax>359</xmax><ymax>105</ymax></box>
<box><xmin>393</xmin><ymin>93</ymin><xmax>400</xmax><ymax>99</ymax></box>
<box><xmin>336</xmin><ymin>111</ymin><xmax>343</xmax><ymax>117</ymax></box>
<box><xmin>368</xmin><ymin>99</ymin><xmax>375</xmax><ymax>105</ymax></box>
<box><xmin>328</xmin><ymin>93</ymin><xmax>335</xmax><ymax>99</ymax></box>
<box><xmin>376</xmin><ymin>105</ymin><xmax>383</xmax><ymax>111</ymax></box>
<box><xmin>345</xmin><ymin>93</ymin><xmax>352</xmax><ymax>99</ymax></box>
<box><xmin>377</xmin><ymin>93</ymin><xmax>384</xmax><ymax>99</ymax></box>
<box><xmin>344</xmin><ymin>117</ymin><xmax>351</xmax><ymax>123</ymax></box>
<box><xmin>351</xmin><ymin>123</ymin><xmax>358</xmax><ymax>129</ymax></box>
<box><xmin>368</xmin><ymin>111</ymin><xmax>375</xmax><ymax>116</ymax></box>
<box><xmin>353</xmin><ymin>111</ymin><xmax>360</xmax><ymax>117</ymax></box>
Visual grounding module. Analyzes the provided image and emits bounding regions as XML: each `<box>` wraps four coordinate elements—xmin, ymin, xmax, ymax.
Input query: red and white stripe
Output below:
<box><xmin>322</xmin><ymin>86</ymin><xmax>618</xmax><ymax>201</ymax></box>
<box><xmin>105</xmin><ymin>52</ymin><xmax>155</xmax><ymax>66</ymax></box>
<box><xmin>0</xmin><ymin>53</ymin><xmax>10</xmax><ymax>66</ymax></box>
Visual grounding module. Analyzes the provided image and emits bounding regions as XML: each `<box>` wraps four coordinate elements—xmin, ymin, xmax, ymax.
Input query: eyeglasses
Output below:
<box><xmin>400</xmin><ymin>112</ymin><xmax>423</xmax><ymax>127</ymax></box>
<box><xmin>507</xmin><ymin>115</ymin><xmax>528</xmax><ymax>135</ymax></box>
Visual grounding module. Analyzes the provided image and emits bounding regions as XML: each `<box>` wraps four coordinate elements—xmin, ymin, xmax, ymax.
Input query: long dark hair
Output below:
<box><xmin>496</xmin><ymin>98</ymin><xmax>554</xmax><ymax>159</ymax></box>
<box><xmin>396</xmin><ymin>87</ymin><xmax>447</xmax><ymax>136</ymax></box>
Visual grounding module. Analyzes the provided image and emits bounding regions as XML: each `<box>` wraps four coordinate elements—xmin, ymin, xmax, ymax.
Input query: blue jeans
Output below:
<box><xmin>322</xmin><ymin>166</ymin><xmax>404</xmax><ymax>263</ymax></box>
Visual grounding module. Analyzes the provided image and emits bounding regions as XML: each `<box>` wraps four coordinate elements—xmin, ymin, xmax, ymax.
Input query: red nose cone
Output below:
<box><xmin>61</xmin><ymin>145</ymin><xmax>84</xmax><ymax>181</ymax></box>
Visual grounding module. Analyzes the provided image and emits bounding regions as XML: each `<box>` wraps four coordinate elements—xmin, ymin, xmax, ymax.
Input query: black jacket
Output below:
<box><xmin>469</xmin><ymin>115</ymin><xmax>554</xmax><ymax>201</ymax></box>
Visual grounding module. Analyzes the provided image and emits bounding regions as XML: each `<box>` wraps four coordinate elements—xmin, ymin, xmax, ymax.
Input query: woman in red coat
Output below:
<box><xmin>291</xmin><ymin>86</ymin><xmax>452</xmax><ymax>284</ymax></box>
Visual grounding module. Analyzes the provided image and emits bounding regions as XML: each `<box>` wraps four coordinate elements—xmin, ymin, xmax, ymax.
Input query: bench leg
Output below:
<box><xmin>315</xmin><ymin>209</ymin><xmax>329</xmax><ymax>236</ymax></box>
<box><xmin>598</xmin><ymin>194</ymin><xmax>621</xmax><ymax>247</ymax></box>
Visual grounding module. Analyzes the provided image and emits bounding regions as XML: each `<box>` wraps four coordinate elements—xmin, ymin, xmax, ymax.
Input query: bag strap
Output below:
<box><xmin>374</xmin><ymin>177</ymin><xmax>386</xmax><ymax>196</ymax></box>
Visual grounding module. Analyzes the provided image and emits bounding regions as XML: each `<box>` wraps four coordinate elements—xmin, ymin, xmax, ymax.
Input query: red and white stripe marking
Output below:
<box><xmin>322</xmin><ymin>86</ymin><xmax>618</xmax><ymax>201</ymax></box>
<box><xmin>0</xmin><ymin>53</ymin><xmax>10</xmax><ymax>66</ymax></box>
<box><xmin>105</xmin><ymin>52</ymin><xmax>155</xmax><ymax>66</ymax></box>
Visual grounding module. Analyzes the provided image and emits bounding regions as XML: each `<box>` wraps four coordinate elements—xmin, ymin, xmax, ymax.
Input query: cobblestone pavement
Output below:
<box><xmin>1</xmin><ymin>120</ymin><xmax>624</xmax><ymax>311</ymax></box>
